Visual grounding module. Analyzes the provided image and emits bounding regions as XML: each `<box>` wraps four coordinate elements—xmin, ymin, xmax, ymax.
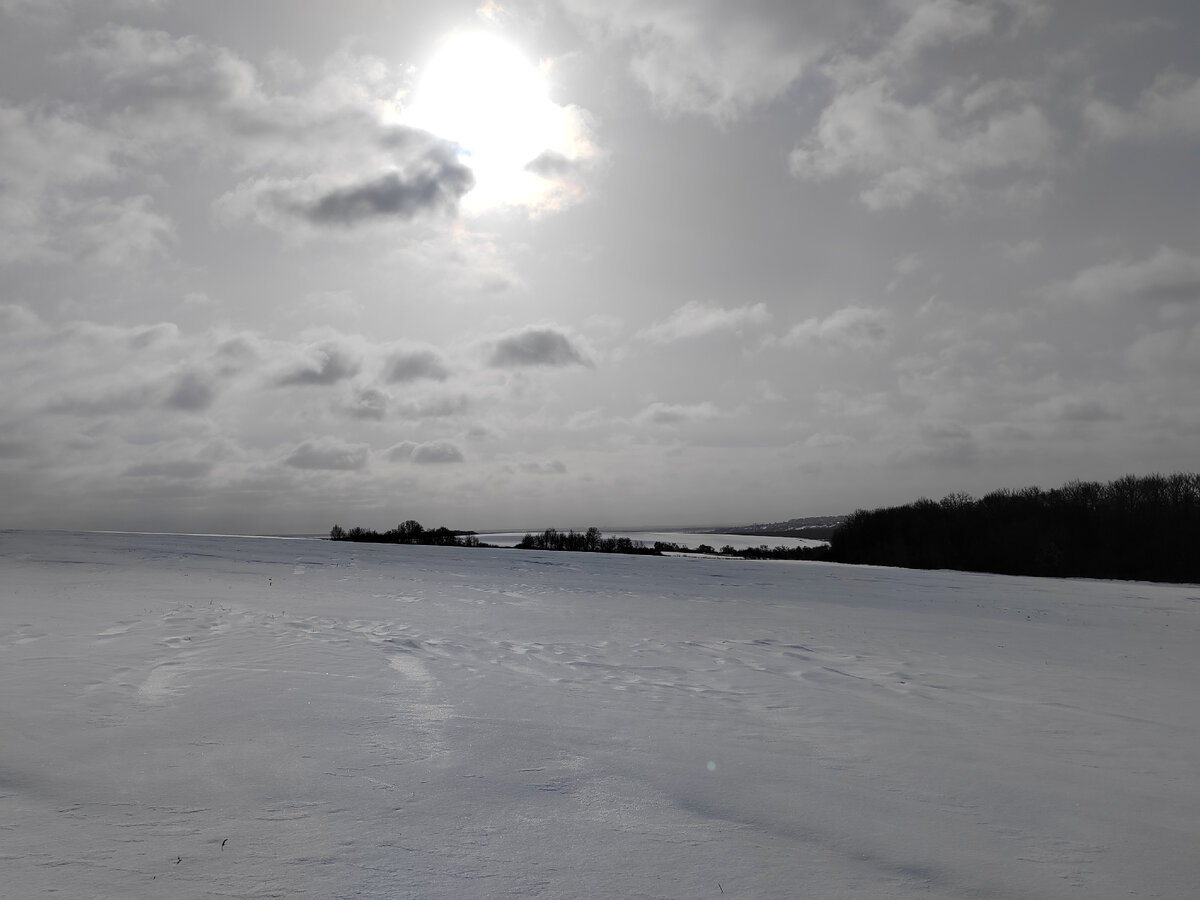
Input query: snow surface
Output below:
<box><xmin>2</xmin><ymin>529</ymin><xmax>1198</xmax><ymax>899</ymax></box>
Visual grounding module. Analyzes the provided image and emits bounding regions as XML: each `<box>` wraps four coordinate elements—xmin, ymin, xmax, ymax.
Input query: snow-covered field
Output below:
<box><xmin>2</xmin><ymin>530</ymin><xmax>1198</xmax><ymax>899</ymax></box>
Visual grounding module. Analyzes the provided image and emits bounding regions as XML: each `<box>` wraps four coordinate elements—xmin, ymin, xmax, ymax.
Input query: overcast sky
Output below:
<box><xmin>2</xmin><ymin>0</ymin><xmax>1198</xmax><ymax>533</ymax></box>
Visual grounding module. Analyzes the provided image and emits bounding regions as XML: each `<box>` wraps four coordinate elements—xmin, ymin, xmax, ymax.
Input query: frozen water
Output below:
<box><xmin>2</xmin><ymin>529</ymin><xmax>1198</xmax><ymax>898</ymax></box>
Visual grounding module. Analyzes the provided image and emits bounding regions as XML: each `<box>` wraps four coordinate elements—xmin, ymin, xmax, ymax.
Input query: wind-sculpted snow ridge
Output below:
<box><xmin>2</xmin><ymin>530</ymin><xmax>1199</xmax><ymax>899</ymax></box>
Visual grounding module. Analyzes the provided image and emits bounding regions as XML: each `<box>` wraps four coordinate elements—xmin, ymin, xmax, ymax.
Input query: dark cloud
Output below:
<box><xmin>1033</xmin><ymin>397</ymin><xmax>1120</xmax><ymax>424</ymax></box>
<box><xmin>634</xmin><ymin>401</ymin><xmax>719</xmax><ymax>426</ymax></box>
<box><xmin>0</xmin><ymin>440</ymin><xmax>33</xmax><ymax>459</ymax></box>
<box><xmin>525</xmin><ymin>151</ymin><xmax>578</xmax><ymax>178</ymax></box>
<box><xmin>123</xmin><ymin>459</ymin><xmax>213</xmax><ymax>478</ymax></box>
<box><xmin>285</xmin><ymin>438</ymin><xmax>368</xmax><ymax>471</ymax></box>
<box><xmin>345</xmin><ymin>387</ymin><xmax>388</xmax><ymax>420</ymax></box>
<box><xmin>45</xmin><ymin>384</ymin><xmax>155</xmax><ymax>416</ymax></box>
<box><xmin>910</xmin><ymin>422</ymin><xmax>980</xmax><ymax>467</ymax></box>
<box><xmin>386</xmin><ymin>348</ymin><xmax>450</xmax><ymax>383</ymax></box>
<box><xmin>295</xmin><ymin>155</ymin><xmax>474</xmax><ymax>226</ymax></box>
<box><xmin>276</xmin><ymin>343</ymin><xmax>360</xmax><ymax>386</ymax></box>
<box><xmin>488</xmin><ymin>327</ymin><xmax>591</xmax><ymax>368</ymax></box>
<box><xmin>384</xmin><ymin>441</ymin><xmax>418</xmax><ymax>463</ymax></box>
<box><xmin>165</xmin><ymin>371</ymin><xmax>217</xmax><ymax>411</ymax></box>
<box><xmin>386</xmin><ymin>439</ymin><xmax>464</xmax><ymax>464</ymax></box>
<box><xmin>412</xmin><ymin>440</ymin><xmax>464</xmax><ymax>465</ymax></box>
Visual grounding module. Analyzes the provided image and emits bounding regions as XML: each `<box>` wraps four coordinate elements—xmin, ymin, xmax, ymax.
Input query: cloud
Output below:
<box><xmin>634</xmin><ymin>401</ymin><xmax>719</xmax><ymax>426</ymax></box>
<box><xmin>74</xmin><ymin>25</ymin><xmax>260</xmax><ymax>108</ymax></box>
<box><xmin>637</xmin><ymin>301</ymin><xmax>770</xmax><ymax>343</ymax></box>
<box><xmin>386</xmin><ymin>348</ymin><xmax>450</xmax><ymax>383</ymax></box>
<box><xmin>887</xmin><ymin>0</ymin><xmax>997</xmax><ymax>60</ymax></box>
<box><xmin>790</xmin><ymin>80</ymin><xmax>1056</xmax><ymax>210</ymax></box>
<box><xmin>1000</xmin><ymin>239</ymin><xmax>1042</xmax><ymax>263</ymax></box>
<box><xmin>45</xmin><ymin>383</ymin><xmax>158</xmax><ymax>416</ymax></box>
<box><xmin>386</xmin><ymin>440</ymin><xmax>464</xmax><ymax>464</ymax></box>
<box><xmin>384</xmin><ymin>441</ymin><xmax>418</xmax><ymax>463</ymax></box>
<box><xmin>1028</xmin><ymin>396</ymin><xmax>1120</xmax><ymax>424</ymax></box>
<box><xmin>68</xmin><ymin>26</ymin><xmax>492</xmax><ymax>230</ymax></box>
<box><xmin>2</xmin><ymin>0</ymin><xmax>171</xmax><ymax>26</ymax></box>
<box><xmin>780</xmin><ymin>306</ymin><xmax>892</xmax><ymax>351</ymax></box>
<box><xmin>487</xmin><ymin>326</ymin><xmax>592</xmax><ymax>368</ymax></box>
<box><xmin>896</xmin><ymin>421</ymin><xmax>980</xmax><ymax>467</ymax></box>
<box><xmin>0</xmin><ymin>101</ymin><xmax>129</xmax><ymax>264</ymax></box>
<box><xmin>76</xmin><ymin>195</ymin><xmax>175</xmax><ymax>266</ymax></box>
<box><xmin>344</xmin><ymin>387</ymin><xmax>388</xmax><ymax>421</ymax></box>
<box><xmin>414</xmin><ymin>440</ymin><xmax>465</xmax><ymax>464</ymax></box>
<box><xmin>525</xmin><ymin>151</ymin><xmax>580</xmax><ymax>178</ymax></box>
<box><xmin>565</xmin><ymin>408</ymin><xmax>610</xmax><ymax>431</ymax></box>
<box><xmin>817</xmin><ymin>390</ymin><xmax>888</xmax><ymax>418</ymax></box>
<box><xmin>1050</xmin><ymin>248</ymin><xmax>1200</xmax><ymax>307</ymax></box>
<box><xmin>69</xmin><ymin>26</ymin><xmax>389</xmax><ymax>161</ymax></box>
<box><xmin>520</xmin><ymin>460</ymin><xmax>568</xmax><ymax>475</ymax></box>
<box><xmin>787</xmin><ymin>1</ymin><xmax>1058</xmax><ymax>210</ymax></box>
<box><xmin>275</xmin><ymin>341</ymin><xmax>361</xmax><ymax>386</ymax></box>
<box><xmin>165</xmin><ymin>371</ymin><xmax>217</xmax><ymax>412</ymax></box>
<box><xmin>561</xmin><ymin>0</ymin><xmax>866</xmax><ymax>122</ymax></box>
<box><xmin>123</xmin><ymin>459</ymin><xmax>214</xmax><ymax>479</ymax></box>
<box><xmin>391</xmin><ymin>394</ymin><xmax>469</xmax><ymax>420</ymax></box>
<box><xmin>1085</xmin><ymin>73</ymin><xmax>1200</xmax><ymax>143</ymax></box>
<box><xmin>0</xmin><ymin>440</ymin><xmax>34</xmax><ymax>459</ymax></box>
<box><xmin>1126</xmin><ymin>323</ymin><xmax>1200</xmax><ymax>375</ymax></box>
<box><xmin>804</xmin><ymin>432</ymin><xmax>855</xmax><ymax>449</ymax></box>
<box><xmin>289</xmin><ymin>163</ymin><xmax>475</xmax><ymax>227</ymax></box>
<box><xmin>284</xmin><ymin>437</ymin><xmax>369</xmax><ymax>471</ymax></box>
<box><xmin>0</xmin><ymin>303</ymin><xmax>43</xmax><ymax>334</ymax></box>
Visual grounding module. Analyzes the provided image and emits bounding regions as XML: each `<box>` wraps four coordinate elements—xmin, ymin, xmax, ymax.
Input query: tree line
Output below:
<box><xmin>517</xmin><ymin>527</ymin><xmax>658</xmax><ymax>555</ymax></box>
<box><xmin>826</xmin><ymin>472</ymin><xmax>1200</xmax><ymax>583</ymax></box>
<box><xmin>516</xmin><ymin>529</ymin><xmax>832</xmax><ymax>560</ymax></box>
<box><xmin>329</xmin><ymin>520</ymin><xmax>480</xmax><ymax>547</ymax></box>
<box><xmin>650</xmin><ymin>539</ymin><xmax>831</xmax><ymax>561</ymax></box>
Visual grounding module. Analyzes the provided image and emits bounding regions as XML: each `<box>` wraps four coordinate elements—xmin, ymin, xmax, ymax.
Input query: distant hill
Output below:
<box><xmin>692</xmin><ymin>515</ymin><xmax>847</xmax><ymax>541</ymax></box>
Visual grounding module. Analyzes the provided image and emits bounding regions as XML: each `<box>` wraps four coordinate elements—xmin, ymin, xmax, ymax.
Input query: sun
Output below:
<box><xmin>402</xmin><ymin>32</ymin><xmax>586</xmax><ymax>213</ymax></box>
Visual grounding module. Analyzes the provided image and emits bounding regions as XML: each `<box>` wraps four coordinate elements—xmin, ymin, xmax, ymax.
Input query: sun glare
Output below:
<box><xmin>403</xmin><ymin>32</ymin><xmax>583</xmax><ymax>213</ymax></box>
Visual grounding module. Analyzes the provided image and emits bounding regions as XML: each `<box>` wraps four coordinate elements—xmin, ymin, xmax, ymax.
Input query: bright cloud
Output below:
<box><xmin>1086</xmin><ymin>73</ymin><xmax>1200</xmax><ymax>143</ymax></box>
<box><xmin>1050</xmin><ymin>248</ymin><xmax>1200</xmax><ymax>307</ymax></box>
<box><xmin>637</xmin><ymin>301</ymin><xmax>770</xmax><ymax>343</ymax></box>
<box><xmin>791</xmin><ymin>81</ymin><xmax>1056</xmax><ymax>210</ymax></box>
<box><xmin>561</xmin><ymin>0</ymin><xmax>860</xmax><ymax>122</ymax></box>
<box><xmin>780</xmin><ymin>306</ymin><xmax>893</xmax><ymax>351</ymax></box>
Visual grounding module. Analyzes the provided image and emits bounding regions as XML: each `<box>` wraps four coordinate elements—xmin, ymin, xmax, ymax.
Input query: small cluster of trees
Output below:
<box><xmin>329</xmin><ymin>520</ymin><xmax>480</xmax><ymax>547</ymax></box>
<box><xmin>828</xmin><ymin>472</ymin><xmax>1200</xmax><ymax>583</ymax></box>
<box><xmin>516</xmin><ymin>527</ymin><xmax>659</xmax><ymax>555</ymax></box>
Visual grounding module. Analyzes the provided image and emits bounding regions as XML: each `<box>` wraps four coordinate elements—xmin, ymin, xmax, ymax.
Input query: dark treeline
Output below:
<box><xmin>329</xmin><ymin>520</ymin><xmax>481</xmax><ymax>547</ymax></box>
<box><xmin>828</xmin><ymin>472</ymin><xmax>1200</xmax><ymax>583</ymax></box>
<box><xmin>652</xmin><ymin>540</ymin><xmax>831</xmax><ymax>561</ymax></box>
<box><xmin>517</xmin><ymin>527</ymin><xmax>659</xmax><ymax>555</ymax></box>
<box><xmin>517</xmin><ymin>529</ymin><xmax>832</xmax><ymax>560</ymax></box>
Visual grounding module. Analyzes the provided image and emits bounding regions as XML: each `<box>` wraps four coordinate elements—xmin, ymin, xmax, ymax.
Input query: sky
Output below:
<box><xmin>1</xmin><ymin>0</ymin><xmax>1198</xmax><ymax>534</ymax></box>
